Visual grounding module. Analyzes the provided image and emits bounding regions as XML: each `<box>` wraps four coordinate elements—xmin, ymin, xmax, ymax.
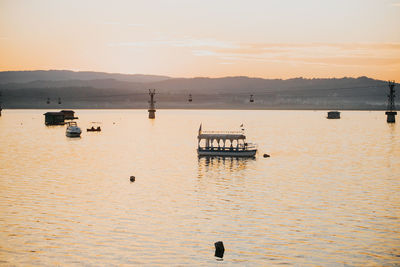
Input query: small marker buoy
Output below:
<box><xmin>214</xmin><ymin>241</ymin><xmax>225</xmax><ymax>258</ymax></box>
<box><xmin>263</xmin><ymin>154</ymin><xmax>270</xmax><ymax>158</ymax></box>
<box><xmin>130</xmin><ymin>176</ymin><xmax>135</xmax><ymax>182</ymax></box>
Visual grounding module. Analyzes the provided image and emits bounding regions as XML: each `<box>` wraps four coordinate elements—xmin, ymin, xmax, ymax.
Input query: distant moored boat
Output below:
<box><xmin>66</xmin><ymin>121</ymin><xmax>82</xmax><ymax>137</ymax></box>
<box><xmin>327</xmin><ymin>111</ymin><xmax>340</xmax><ymax>119</ymax></box>
<box><xmin>87</xmin><ymin>122</ymin><xmax>101</xmax><ymax>132</ymax></box>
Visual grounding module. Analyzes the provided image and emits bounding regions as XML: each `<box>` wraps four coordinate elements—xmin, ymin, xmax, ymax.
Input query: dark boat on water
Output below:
<box><xmin>327</xmin><ymin>111</ymin><xmax>340</xmax><ymax>119</ymax></box>
<box><xmin>87</xmin><ymin>126</ymin><xmax>101</xmax><ymax>132</ymax></box>
<box><xmin>87</xmin><ymin>122</ymin><xmax>101</xmax><ymax>132</ymax></box>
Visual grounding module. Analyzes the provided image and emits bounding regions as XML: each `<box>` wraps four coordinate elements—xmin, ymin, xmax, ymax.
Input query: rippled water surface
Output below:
<box><xmin>0</xmin><ymin>109</ymin><xmax>399</xmax><ymax>266</ymax></box>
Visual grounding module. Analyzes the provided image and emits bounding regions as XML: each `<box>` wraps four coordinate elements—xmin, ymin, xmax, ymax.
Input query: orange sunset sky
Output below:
<box><xmin>1</xmin><ymin>0</ymin><xmax>399</xmax><ymax>80</ymax></box>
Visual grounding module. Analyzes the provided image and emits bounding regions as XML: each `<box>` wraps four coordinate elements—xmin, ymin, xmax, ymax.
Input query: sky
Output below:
<box><xmin>0</xmin><ymin>0</ymin><xmax>399</xmax><ymax>80</ymax></box>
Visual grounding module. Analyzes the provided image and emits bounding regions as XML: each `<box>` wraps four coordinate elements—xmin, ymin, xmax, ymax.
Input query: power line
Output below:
<box><xmin>0</xmin><ymin>84</ymin><xmax>393</xmax><ymax>102</ymax></box>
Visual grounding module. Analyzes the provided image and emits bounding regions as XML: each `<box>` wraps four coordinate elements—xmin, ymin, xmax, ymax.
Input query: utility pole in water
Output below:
<box><xmin>385</xmin><ymin>81</ymin><xmax>397</xmax><ymax>123</ymax></box>
<box><xmin>0</xmin><ymin>91</ymin><xmax>2</xmax><ymax>116</ymax></box>
<box><xmin>148</xmin><ymin>89</ymin><xmax>156</xmax><ymax>119</ymax></box>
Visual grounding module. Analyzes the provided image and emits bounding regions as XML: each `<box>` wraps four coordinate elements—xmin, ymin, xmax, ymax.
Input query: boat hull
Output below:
<box><xmin>197</xmin><ymin>149</ymin><xmax>257</xmax><ymax>157</ymax></box>
<box><xmin>66</xmin><ymin>132</ymin><xmax>81</xmax><ymax>137</ymax></box>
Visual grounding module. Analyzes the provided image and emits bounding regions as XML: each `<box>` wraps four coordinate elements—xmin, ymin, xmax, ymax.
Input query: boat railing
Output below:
<box><xmin>198</xmin><ymin>147</ymin><xmax>256</xmax><ymax>151</ymax></box>
<box><xmin>198</xmin><ymin>143</ymin><xmax>257</xmax><ymax>151</ymax></box>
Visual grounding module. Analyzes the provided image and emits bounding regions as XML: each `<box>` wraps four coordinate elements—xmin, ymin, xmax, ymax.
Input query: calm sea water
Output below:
<box><xmin>0</xmin><ymin>109</ymin><xmax>399</xmax><ymax>266</ymax></box>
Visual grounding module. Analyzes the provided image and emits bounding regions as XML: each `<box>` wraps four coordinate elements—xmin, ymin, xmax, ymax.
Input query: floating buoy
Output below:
<box><xmin>130</xmin><ymin>176</ymin><xmax>135</xmax><ymax>182</ymax></box>
<box><xmin>214</xmin><ymin>241</ymin><xmax>225</xmax><ymax>258</ymax></box>
<box><xmin>263</xmin><ymin>154</ymin><xmax>270</xmax><ymax>158</ymax></box>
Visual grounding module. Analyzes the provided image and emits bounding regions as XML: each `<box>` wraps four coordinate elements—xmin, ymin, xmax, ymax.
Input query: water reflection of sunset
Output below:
<box><xmin>197</xmin><ymin>156</ymin><xmax>253</xmax><ymax>178</ymax></box>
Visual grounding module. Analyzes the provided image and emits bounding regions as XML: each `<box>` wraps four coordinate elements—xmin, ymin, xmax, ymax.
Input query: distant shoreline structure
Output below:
<box><xmin>0</xmin><ymin>107</ymin><xmax>390</xmax><ymax>111</ymax></box>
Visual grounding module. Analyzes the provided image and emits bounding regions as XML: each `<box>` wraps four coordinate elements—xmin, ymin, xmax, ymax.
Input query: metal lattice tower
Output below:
<box><xmin>148</xmin><ymin>89</ymin><xmax>156</xmax><ymax>119</ymax></box>
<box><xmin>385</xmin><ymin>81</ymin><xmax>397</xmax><ymax>123</ymax></box>
<box><xmin>0</xmin><ymin>90</ymin><xmax>2</xmax><ymax>116</ymax></box>
<box><xmin>387</xmin><ymin>81</ymin><xmax>396</xmax><ymax>111</ymax></box>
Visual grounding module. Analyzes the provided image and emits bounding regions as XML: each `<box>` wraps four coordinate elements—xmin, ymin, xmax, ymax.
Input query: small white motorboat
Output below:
<box><xmin>66</xmin><ymin>121</ymin><xmax>82</xmax><ymax>137</ymax></box>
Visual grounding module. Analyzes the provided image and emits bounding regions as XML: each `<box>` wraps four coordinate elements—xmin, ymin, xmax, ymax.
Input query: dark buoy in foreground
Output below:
<box><xmin>263</xmin><ymin>153</ymin><xmax>270</xmax><ymax>158</ymax></box>
<box><xmin>130</xmin><ymin>176</ymin><xmax>135</xmax><ymax>182</ymax></box>
<box><xmin>214</xmin><ymin>241</ymin><xmax>225</xmax><ymax>258</ymax></box>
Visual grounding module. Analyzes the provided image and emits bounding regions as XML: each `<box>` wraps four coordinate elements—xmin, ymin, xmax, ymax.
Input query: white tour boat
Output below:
<box><xmin>66</xmin><ymin>121</ymin><xmax>82</xmax><ymax>137</ymax></box>
<box><xmin>197</xmin><ymin>124</ymin><xmax>257</xmax><ymax>157</ymax></box>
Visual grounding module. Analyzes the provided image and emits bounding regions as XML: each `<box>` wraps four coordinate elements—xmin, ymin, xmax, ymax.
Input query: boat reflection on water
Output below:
<box><xmin>197</xmin><ymin>156</ymin><xmax>254</xmax><ymax>178</ymax></box>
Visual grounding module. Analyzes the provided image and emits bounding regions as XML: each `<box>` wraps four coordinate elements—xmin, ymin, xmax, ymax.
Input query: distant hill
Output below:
<box><xmin>0</xmin><ymin>70</ymin><xmax>395</xmax><ymax>110</ymax></box>
<box><xmin>0</xmin><ymin>70</ymin><xmax>170</xmax><ymax>84</ymax></box>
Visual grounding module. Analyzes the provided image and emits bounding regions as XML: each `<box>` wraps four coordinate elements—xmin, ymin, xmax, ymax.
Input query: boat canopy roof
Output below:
<box><xmin>67</xmin><ymin>121</ymin><xmax>78</xmax><ymax>126</ymax></box>
<box><xmin>198</xmin><ymin>132</ymin><xmax>245</xmax><ymax>140</ymax></box>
